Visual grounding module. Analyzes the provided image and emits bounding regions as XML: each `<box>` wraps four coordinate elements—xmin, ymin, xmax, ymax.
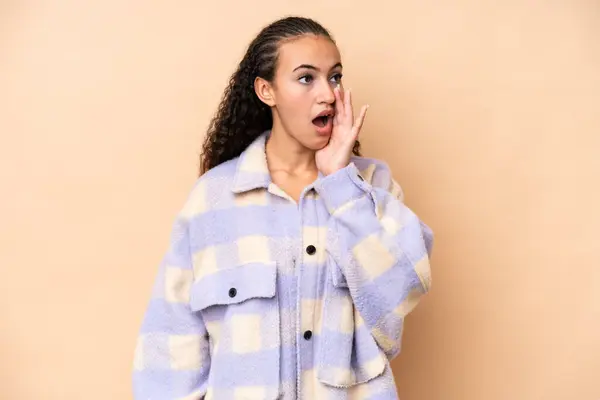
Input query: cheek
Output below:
<box><xmin>281</xmin><ymin>94</ymin><xmax>307</xmax><ymax>114</ymax></box>
<box><xmin>275</xmin><ymin>85</ymin><xmax>310</xmax><ymax>113</ymax></box>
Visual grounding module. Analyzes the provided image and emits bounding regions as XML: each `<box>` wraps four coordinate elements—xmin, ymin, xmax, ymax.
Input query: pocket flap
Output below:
<box><xmin>331</xmin><ymin>262</ymin><xmax>348</xmax><ymax>288</ymax></box>
<box><xmin>189</xmin><ymin>261</ymin><xmax>277</xmax><ymax>311</ymax></box>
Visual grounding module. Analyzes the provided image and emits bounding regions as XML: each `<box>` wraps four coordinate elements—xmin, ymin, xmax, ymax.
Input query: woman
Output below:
<box><xmin>133</xmin><ymin>16</ymin><xmax>433</xmax><ymax>400</ymax></box>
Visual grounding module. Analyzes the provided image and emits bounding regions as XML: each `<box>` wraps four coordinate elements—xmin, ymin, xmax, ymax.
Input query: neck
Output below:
<box><xmin>266</xmin><ymin>122</ymin><xmax>317</xmax><ymax>176</ymax></box>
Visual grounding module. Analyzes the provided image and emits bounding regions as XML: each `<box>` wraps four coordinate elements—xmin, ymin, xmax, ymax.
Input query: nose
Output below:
<box><xmin>317</xmin><ymin>79</ymin><xmax>335</xmax><ymax>104</ymax></box>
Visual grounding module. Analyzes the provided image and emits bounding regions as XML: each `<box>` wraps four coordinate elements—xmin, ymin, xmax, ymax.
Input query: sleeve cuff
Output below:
<box><xmin>314</xmin><ymin>163</ymin><xmax>372</xmax><ymax>214</ymax></box>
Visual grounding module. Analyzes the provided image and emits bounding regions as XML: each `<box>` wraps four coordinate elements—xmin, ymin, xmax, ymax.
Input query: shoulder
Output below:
<box><xmin>177</xmin><ymin>157</ymin><xmax>241</xmax><ymax>220</ymax></box>
<box><xmin>350</xmin><ymin>155</ymin><xmax>404</xmax><ymax>200</ymax></box>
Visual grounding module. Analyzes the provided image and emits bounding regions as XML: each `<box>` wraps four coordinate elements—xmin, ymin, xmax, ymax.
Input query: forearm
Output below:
<box><xmin>132</xmin><ymin>218</ymin><xmax>211</xmax><ymax>399</ymax></box>
<box><xmin>315</xmin><ymin>163</ymin><xmax>433</xmax><ymax>358</ymax></box>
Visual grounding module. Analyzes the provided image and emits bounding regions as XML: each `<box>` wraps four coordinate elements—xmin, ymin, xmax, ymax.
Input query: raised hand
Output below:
<box><xmin>315</xmin><ymin>86</ymin><xmax>369</xmax><ymax>176</ymax></box>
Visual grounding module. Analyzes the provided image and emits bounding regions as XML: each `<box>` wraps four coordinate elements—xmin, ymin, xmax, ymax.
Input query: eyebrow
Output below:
<box><xmin>293</xmin><ymin>62</ymin><xmax>343</xmax><ymax>72</ymax></box>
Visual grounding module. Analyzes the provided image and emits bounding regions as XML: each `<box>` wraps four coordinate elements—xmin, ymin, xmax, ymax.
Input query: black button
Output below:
<box><xmin>228</xmin><ymin>288</ymin><xmax>237</xmax><ymax>298</ymax></box>
<box><xmin>306</xmin><ymin>245</ymin><xmax>316</xmax><ymax>255</ymax></box>
<box><xmin>303</xmin><ymin>330</ymin><xmax>313</xmax><ymax>340</ymax></box>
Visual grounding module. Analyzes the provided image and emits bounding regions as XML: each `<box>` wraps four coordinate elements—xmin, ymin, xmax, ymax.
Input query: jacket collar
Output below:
<box><xmin>231</xmin><ymin>131</ymin><xmax>272</xmax><ymax>193</ymax></box>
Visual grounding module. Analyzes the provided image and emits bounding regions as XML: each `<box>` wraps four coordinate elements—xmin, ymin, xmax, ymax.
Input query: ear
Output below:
<box><xmin>254</xmin><ymin>77</ymin><xmax>276</xmax><ymax>107</ymax></box>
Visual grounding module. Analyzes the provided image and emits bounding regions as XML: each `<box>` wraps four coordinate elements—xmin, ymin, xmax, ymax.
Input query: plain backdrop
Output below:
<box><xmin>1</xmin><ymin>1</ymin><xmax>599</xmax><ymax>399</ymax></box>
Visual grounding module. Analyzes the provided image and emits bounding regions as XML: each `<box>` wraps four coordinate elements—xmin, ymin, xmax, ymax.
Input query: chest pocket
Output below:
<box><xmin>189</xmin><ymin>261</ymin><xmax>281</xmax><ymax>400</ymax></box>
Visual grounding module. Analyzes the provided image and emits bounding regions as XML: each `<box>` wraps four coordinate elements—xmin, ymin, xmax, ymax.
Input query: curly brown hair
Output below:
<box><xmin>198</xmin><ymin>16</ymin><xmax>361</xmax><ymax>176</ymax></box>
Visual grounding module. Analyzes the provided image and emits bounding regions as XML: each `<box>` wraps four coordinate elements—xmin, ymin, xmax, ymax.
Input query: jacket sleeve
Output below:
<box><xmin>132</xmin><ymin>215</ymin><xmax>210</xmax><ymax>400</ymax></box>
<box><xmin>314</xmin><ymin>162</ymin><xmax>433</xmax><ymax>360</ymax></box>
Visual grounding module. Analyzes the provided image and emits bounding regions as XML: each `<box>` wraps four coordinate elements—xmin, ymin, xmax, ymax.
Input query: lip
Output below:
<box><xmin>312</xmin><ymin>109</ymin><xmax>334</xmax><ymax>136</ymax></box>
<box><xmin>314</xmin><ymin>109</ymin><xmax>334</xmax><ymax>119</ymax></box>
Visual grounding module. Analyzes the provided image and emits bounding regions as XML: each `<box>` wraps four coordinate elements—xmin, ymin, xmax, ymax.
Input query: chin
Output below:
<box><xmin>315</xmin><ymin>140</ymin><xmax>329</xmax><ymax>150</ymax></box>
<box><xmin>305</xmin><ymin>137</ymin><xmax>329</xmax><ymax>151</ymax></box>
<box><xmin>289</xmin><ymin>129</ymin><xmax>330</xmax><ymax>151</ymax></box>
<box><xmin>311</xmin><ymin>131</ymin><xmax>332</xmax><ymax>146</ymax></box>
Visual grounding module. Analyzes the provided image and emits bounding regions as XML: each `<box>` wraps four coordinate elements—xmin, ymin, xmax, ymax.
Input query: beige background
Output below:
<box><xmin>1</xmin><ymin>1</ymin><xmax>599</xmax><ymax>399</ymax></box>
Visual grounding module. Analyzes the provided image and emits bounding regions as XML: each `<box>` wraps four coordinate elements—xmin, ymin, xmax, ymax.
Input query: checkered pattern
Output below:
<box><xmin>133</xmin><ymin>132</ymin><xmax>433</xmax><ymax>399</ymax></box>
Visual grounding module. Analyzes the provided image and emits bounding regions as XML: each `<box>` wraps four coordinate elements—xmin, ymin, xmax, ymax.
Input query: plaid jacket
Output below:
<box><xmin>132</xmin><ymin>132</ymin><xmax>433</xmax><ymax>400</ymax></box>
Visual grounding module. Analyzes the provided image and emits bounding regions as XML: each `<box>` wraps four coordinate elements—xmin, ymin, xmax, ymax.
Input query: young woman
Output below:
<box><xmin>133</xmin><ymin>16</ymin><xmax>433</xmax><ymax>400</ymax></box>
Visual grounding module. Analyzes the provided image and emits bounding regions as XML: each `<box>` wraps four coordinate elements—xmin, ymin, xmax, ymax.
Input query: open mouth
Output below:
<box><xmin>312</xmin><ymin>115</ymin><xmax>330</xmax><ymax>127</ymax></box>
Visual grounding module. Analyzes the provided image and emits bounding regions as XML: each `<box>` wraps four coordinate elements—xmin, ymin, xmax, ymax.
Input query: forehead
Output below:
<box><xmin>276</xmin><ymin>35</ymin><xmax>341</xmax><ymax>72</ymax></box>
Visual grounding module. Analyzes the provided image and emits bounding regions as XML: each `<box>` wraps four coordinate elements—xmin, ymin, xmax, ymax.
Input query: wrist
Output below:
<box><xmin>319</xmin><ymin>161</ymin><xmax>350</xmax><ymax>176</ymax></box>
<box><xmin>314</xmin><ymin>163</ymin><xmax>371</xmax><ymax>214</ymax></box>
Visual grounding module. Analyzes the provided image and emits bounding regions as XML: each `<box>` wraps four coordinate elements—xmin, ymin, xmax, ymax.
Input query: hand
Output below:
<box><xmin>315</xmin><ymin>87</ymin><xmax>369</xmax><ymax>176</ymax></box>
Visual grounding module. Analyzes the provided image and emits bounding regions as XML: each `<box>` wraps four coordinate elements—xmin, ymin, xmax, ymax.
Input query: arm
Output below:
<box><xmin>315</xmin><ymin>162</ymin><xmax>433</xmax><ymax>360</ymax></box>
<box><xmin>132</xmin><ymin>216</ymin><xmax>210</xmax><ymax>399</ymax></box>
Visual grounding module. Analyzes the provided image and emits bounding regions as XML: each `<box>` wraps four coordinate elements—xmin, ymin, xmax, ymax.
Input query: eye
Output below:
<box><xmin>298</xmin><ymin>75</ymin><xmax>314</xmax><ymax>84</ymax></box>
<box><xmin>330</xmin><ymin>73</ymin><xmax>343</xmax><ymax>84</ymax></box>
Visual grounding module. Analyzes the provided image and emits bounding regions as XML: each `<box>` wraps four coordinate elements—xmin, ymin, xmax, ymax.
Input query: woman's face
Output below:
<box><xmin>256</xmin><ymin>34</ymin><xmax>344</xmax><ymax>150</ymax></box>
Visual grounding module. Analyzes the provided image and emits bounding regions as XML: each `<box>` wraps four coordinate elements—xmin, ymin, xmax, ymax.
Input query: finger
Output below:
<box><xmin>345</xmin><ymin>88</ymin><xmax>353</xmax><ymax>121</ymax></box>
<box><xmin>352</xmin><ymin>104</ymin><xmax>369</xmax><ymax>137</ymax></box>
<box><xmin>334</xmin><ymin>86</ymin><xmax>344</xmax><ymax>121</ymax></box>
<box><xmin>338</xmin><ymin>84</ymin><xmax>345</xmax><ymax>103</ymax></box>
